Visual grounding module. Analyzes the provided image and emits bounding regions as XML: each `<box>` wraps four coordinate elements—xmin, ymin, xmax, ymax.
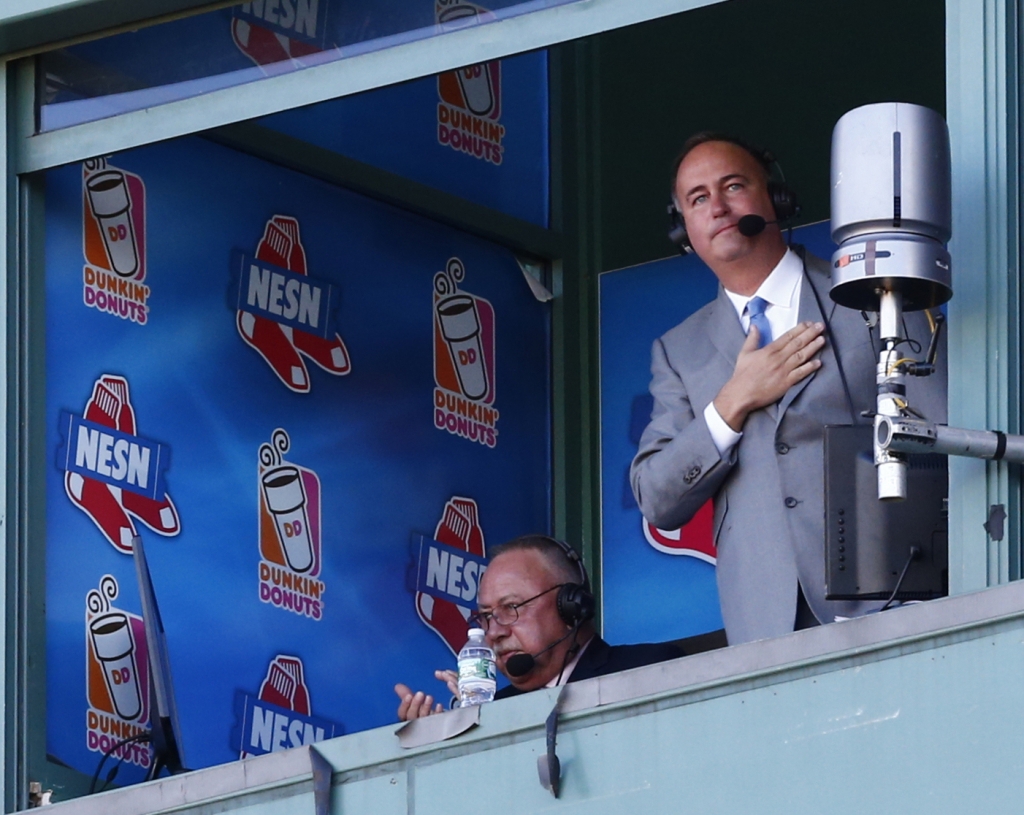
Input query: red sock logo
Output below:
<box><xmin>236</xmin><ymin>216</ymin><xmax>351</xmax><ymax>393</ymax></box>
<box><xmin>64</xmin><ymin>375</ymin><xmax>180</xmax><ymax>553</ymax></box>
<box><xmin>416</xmin><ymin>497</ymin><xmax>486</xmax><ymax>655</ymax></box>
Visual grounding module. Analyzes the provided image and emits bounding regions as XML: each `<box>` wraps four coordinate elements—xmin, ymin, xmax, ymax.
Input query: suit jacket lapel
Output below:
<box><xmin>776</xmin><ymin>255</ymin><xmax>836</xmax><ymax>420</ymax></box>
<box><xmin>707</xmin><ymin>285</ymin><xmax>746</xmax><ymax>363</ymax></box>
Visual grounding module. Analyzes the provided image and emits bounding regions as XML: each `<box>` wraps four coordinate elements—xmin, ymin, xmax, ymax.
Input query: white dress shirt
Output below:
<box><xmin>702</xmin><ymin>248</ymin><xmax>804</xmax><ymax>456</ymax></box>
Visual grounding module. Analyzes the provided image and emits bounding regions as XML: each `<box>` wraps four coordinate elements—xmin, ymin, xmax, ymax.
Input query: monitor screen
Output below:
<box><xmin>824</xmin><ymin>425</ymin><xmax>948</xmax><ymax>601</ymax></box>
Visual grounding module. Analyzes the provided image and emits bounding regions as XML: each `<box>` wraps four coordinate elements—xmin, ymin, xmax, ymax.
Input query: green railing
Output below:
<box><xmin>32</xmin><ymin>579</ymin><xmax>1024</xmax><ymax>815</ymax></box>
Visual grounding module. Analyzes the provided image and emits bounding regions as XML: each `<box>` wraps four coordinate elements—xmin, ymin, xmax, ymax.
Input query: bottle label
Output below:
<box><xmin>459</xmin><ymin>658</ymin><xmax>496</xmax><ymax>682</ymax></box>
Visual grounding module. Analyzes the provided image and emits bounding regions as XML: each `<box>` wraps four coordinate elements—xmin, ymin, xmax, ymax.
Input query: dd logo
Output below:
<box><xmin>458</xmin><ymin>348</ymin><xmax>477</xmax><ymax>365</ymax></box>
<box><xmin>107</xmin><ymin>224</ymin><xmax>129</xmax><ymax>242</ymax></box>
<box><xmin>111</xmin><ymin>666</ymin><xmax>132</xmax><ymax>685</ymax></box>
<box><xmin>283</xmin><ymin>520</ymin><xmax>303</xmax><ymax>538</ymax></box>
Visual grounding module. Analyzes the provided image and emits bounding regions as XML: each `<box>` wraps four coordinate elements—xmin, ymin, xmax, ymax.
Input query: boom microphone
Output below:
<box><xmin>737</xmin><ymin>214</ymin><xmax>778</xmax><ymax>237</ymax></box>
<box><xmin>504</xmin><ymin>625</ymin><xmax>580</xmax><ymax>678</ymax></box>
<box><xmin>504</xmin><ymin>653</ymin><xmax>535</xmax><ymax>678</ymax></box>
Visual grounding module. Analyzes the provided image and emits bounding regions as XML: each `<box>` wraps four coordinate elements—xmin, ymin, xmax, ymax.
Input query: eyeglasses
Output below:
<box><xmin>471</xmin><ymin>584</ymin><xmax>565</xmax><ymax>631</ymax></box>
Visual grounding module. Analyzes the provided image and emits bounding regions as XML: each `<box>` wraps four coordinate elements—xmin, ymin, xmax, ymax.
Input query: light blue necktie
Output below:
<box><xmin>747</xmin><ymin>296</ymin><xmax>772</xmax><ymax>348</ymax></box>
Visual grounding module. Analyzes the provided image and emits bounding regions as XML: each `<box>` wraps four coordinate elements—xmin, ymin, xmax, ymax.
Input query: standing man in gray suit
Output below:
<box><xmin>630</xmin><ymin>133</ymin><xmax>945</xmax><ymax>645</ymax></box>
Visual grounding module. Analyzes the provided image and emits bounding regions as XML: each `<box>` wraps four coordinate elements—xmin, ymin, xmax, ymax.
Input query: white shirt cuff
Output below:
<box><xmin>704</xmin><ymin>401</ymin><xmax>742</xmax><ymax>457</ymax></box>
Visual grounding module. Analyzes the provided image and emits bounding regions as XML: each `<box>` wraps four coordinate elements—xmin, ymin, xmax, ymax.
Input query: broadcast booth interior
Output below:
<box><xmin>0</xmin><ymin>0</ymin><xmax>1020</xmax><ymax>812</ymax></box>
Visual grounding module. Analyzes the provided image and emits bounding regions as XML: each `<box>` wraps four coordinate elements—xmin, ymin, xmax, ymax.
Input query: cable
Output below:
<box><xmin>892</xmin><ymin>326</ymin><xmax>923</xmax><ymax>355</ymax></box>
<box><xmin>862</xmin><ymin>311</ymin><xmax>882</xmax><ymax>359</ymax></box>
<box><xmin>89</xmin><ymin>732</ymin><xmax>151</xmax><ymax>795</ymax></box>
<box><xmin>887</xmin><ymin>357</ymin><xmax>916</xmax><ymax>376</ymax></box>
<box><xmin>795</xmin><ymin>245</ymin><xmax>860</xmax><ymax>425</ymax></box>
<box><xmin>880</xmin><ymin>546</ymin><xmax>922</xmax><ymax>611</ymax></box>
<box><xmin>553</xmin><ymin>623</ymin><xmax>583</xmax><ymax>687</ymax></box>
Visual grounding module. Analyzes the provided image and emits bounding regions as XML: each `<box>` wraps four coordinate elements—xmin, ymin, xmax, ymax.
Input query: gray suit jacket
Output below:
<box><xmin>630</xmin><ymin>250</ymin><xmax>947</xmax><ymax>645</ymax></box>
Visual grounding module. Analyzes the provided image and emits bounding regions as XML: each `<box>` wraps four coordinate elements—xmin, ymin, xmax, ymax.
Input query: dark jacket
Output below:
<box><xmin>494</xmin><ymin>636</ymin><xmax>683</xmax><ymax>700</ymax></box>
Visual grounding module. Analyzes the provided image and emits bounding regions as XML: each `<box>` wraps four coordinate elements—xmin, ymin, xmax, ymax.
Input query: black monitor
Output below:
<box><xmin>132</xmin><ymin>535</ymin><xmax>187</xmax><ymax>779</ymax></box>
<box><xmin>824</xmin><ymin>425</ymin><xmax>948</xmax><ymax>601</ymax></box>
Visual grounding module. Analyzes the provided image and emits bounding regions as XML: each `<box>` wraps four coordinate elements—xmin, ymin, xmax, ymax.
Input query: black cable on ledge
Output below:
<box><xmin>880</xmin><ymin>546</ymin><xmax>922</xmax><ymax>612</ymax></box>
<box><xmin>88</xmin><ymin>732</ymin><xmax>151</xmax><ymax>795</ymax></box>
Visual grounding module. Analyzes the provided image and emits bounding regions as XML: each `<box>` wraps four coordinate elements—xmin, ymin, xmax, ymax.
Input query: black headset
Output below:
<box><xmin>667</xmin><ymin>136</ymin><xmax>800</xmax><ymax>255</ymax></box>
<box><xmin>537</xmin><ymin>535</ymin><xmax>595</xmax><ymax>627</ymax></box>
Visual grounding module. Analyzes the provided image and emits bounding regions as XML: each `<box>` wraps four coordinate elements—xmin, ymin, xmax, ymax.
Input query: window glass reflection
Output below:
<box><xmin>37</xmin><ymin>0</ymin><xmax>577</xmax><ymax>132</ymax></box>
<box><xmin>260</xmin><ymin>50</ymin><xmax>549</xmax><ymax>227</ymax></box>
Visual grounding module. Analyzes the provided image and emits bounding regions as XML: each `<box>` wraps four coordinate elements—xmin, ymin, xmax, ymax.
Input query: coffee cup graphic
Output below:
<box><xmin>436</xmin><ymin>2</ymin><xmax>494</xmax><ymax>116</ymax></box>
<box><xmin>437</xmin><ymin>1</ymin><xmax>479</xmax><ymax>26</ymax></box>
<box><xmin>86</xmin><ymin>170</ymin><xmax>139</xmax><ymax>277</ymax></box>
<box><xmin>89</xmin><ymin>612</ymin><xmax>142</xmax><ymax>721</ymax></box>
<box><xmin>262</xmin><ymin>465</ymin><xmax>314</xmax><ymax>573</ymax></box>
<box><xmin>437</xmin><ymin>293</ymin><xmax>489</xmax><ymax>401</ymax></box>
<box><xmin>456</xmin><ymin>63</ymin><xmax>495</xmax><ymax>117</ymax></box>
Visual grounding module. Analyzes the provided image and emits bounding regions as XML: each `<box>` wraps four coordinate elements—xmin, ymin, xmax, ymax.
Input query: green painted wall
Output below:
<box><xmin>34</xmin><ymin>581</ymin><xmax>1024</xmax><ymax>815</ymax></box>
<box><xmin>592</xmin><ymin>0</ymin><xmax>946</xmax><ymax>273</ymax></box>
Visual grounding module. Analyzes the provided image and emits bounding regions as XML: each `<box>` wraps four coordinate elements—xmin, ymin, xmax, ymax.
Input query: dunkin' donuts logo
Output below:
<box><xmin>82</xmin><ymin>158</ymin><xmax>150</xmax><ymax>325</ymax></box>
<box><xmin>57</xmin><ymin>375</ymin><xmax>181</xmax><ymax>553</ymax></box>
<box><xmin>412</xmin><ymin>496</ymin><xmax>487</xmax><ymax>655</ymax></box>
<box><xmin>643</xmin><ymin>500</ymin><xmax>717</xmax><ymax>564</ymax></box>
<box><xmin>435</xmin><ymin>1</ymin><xmax>505</xmax><ymax>165</ymax></box>
<box><xmin>257</xmin><ymin>429</ymin><xmax>325</xmax><ymax>621</ymax></box>
<box><xmin>433</xmin><ymin>258</ymin><xmax>498</xmax><ymax>448</ymax></box>
<box><xmin>85</xmin><ymin>575</ymin><xmax>152</xmax><ymax>770</ymax></box>
<box><xmin>232</xmin><ymin>215</ymin><xmax>351</xmax><ymax>393</ymax></box>
<box><xmin>233</xmin><ymin>655</ymin><xmax>342</xmax><ymax>758</ymax></box>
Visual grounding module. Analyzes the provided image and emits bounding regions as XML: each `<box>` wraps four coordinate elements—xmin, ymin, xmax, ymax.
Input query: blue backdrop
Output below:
<box><xmin>45</xmin><ymin>134</ymin><xmax>550</xmax><ymax>783</ymax></box>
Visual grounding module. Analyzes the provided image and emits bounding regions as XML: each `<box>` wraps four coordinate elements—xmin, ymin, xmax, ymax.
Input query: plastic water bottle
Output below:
<box><xmin>457</xmin><ymin>627</ymin><xmax>496</xmax><ymax>707</ymax></box>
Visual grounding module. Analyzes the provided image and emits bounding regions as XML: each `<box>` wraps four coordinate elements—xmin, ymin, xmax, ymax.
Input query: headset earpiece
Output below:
<box><xmin>767</xmin><ymin>180</ymin><xmax>799</xmax><ymax>222</ymax></box>
<box><xmin>556</xmin><ymin>582</ymin><xmax>595</xmax><ymax>627</ymax></box>
<box><xmin>536</xmin><ymin>536</ymin><xmax>595</xmax><ymax>627</ymax></box>
<box><xmin>668</xmin><ymin>202</ymin><xmax>693</xmax><ymax>255</ymax></box>
<box><xmin>760</xmin><ymin>148</ymin><xmax>800</xmax><ymax>222</ymax></box>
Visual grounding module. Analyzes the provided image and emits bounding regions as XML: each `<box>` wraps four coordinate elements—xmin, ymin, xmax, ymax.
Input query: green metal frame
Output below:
<box><xmin>1</xmin><ymin>59</ymin><xmax>10</xmax><ymax>814</ymax></box>
<box><xmin>10</xmin><ymin>174</ymin><xmax>46</xmax><ymax>815</ymax></box>
<box><xmin>548</xmin><ymin>38</ymin><xmax>603</xmax><ymax>604</ymax></box>
<box><xmin>946</xmin><ymin>0</ymin><xmax>1022</xmax><ymax>593</ymax></box>
<box><xmin>3</xmin><ymin>58</ymin><xmax>45</xmax><ymax>812</ymax></box>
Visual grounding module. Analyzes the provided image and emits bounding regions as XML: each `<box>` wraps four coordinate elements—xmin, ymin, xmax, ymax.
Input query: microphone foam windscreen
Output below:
<box><xmin>737</xmin><ymin>214</ymin><xmax>768</xmax><ymax>237</ymax></box>
<box><xmin>505</xmin><ymin>653</ymin><xmax>535</xmax><ymax>677</ymax></box>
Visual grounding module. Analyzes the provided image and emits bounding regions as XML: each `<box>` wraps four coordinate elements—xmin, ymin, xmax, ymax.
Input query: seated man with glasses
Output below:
<box><xmin>395</xmin><ymin>534</ymin><xmax>683</xmax><ymax>720</ymax></box>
